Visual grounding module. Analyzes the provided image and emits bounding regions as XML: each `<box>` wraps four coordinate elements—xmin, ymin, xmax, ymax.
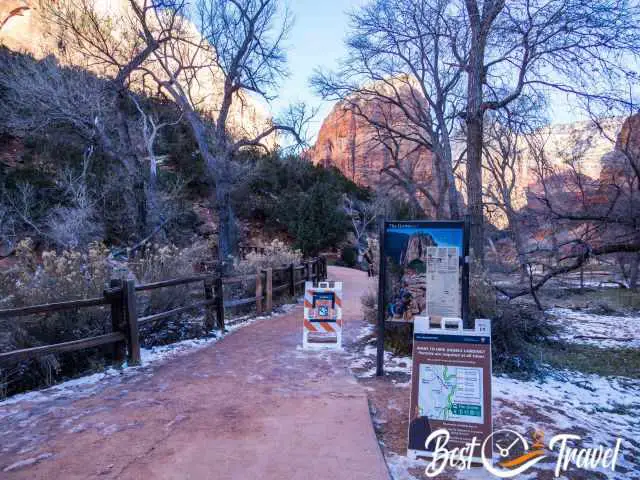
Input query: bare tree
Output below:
<box><xmin>44</xmin><ymin>0</ymin><xmax>307</xmax><ymax>265</ymax></box>
<box><xmin>313</xmin><ymin>0</ymin><xmax>465</xmax><ymax>220</ymax></box>
<box><xmin>0</xmin><ymin>49</ymin><xmax>153</xmax><ymax>241</ymax></box>
<box><xmin>462</xmin><ymin>0</ymin><xmax>640</xmax><ymax>261</ymax></box>
<box><xmin>344</xmin><ymin>194</ymin><xmax>390</xmax><ymax>257</ymax></box>
<box><xmin>47</xmin><ymin>150</ymin><xmax>103</xmax><ymax>248</ymax></box>
<box><xmin>495</xmin><ymin>112</ymin><xmax>640</xmax><ymax>301</ymax></box>
<box><xmin>318</xmin><ymin>0</ymin><xmax>640</xmax><ymax>262</ymax></box>
<box><xmin>482</xmin><ymin>97</ymin><xmax>544</xmax><ymax>277</ymax></box>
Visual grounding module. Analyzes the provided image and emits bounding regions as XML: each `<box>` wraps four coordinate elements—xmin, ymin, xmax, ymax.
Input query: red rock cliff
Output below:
<box><xmin>307</xmin><ymin>84</ymin><xmax>437</xmax><ymax>203</ymax></box>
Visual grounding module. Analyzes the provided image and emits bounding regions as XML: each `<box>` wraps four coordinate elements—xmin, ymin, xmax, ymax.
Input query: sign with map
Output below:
<box><xmin>418</xmin><ymin>364</ymin><xmax>483</xmax><ymax>424</ymax></box>
<box><xmin>407</xmin><ymin>317</ymin><xmax>492</xmax><ymax>462</ymax></box>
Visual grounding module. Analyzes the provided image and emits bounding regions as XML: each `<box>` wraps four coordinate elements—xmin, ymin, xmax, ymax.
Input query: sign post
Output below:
<box><xmin>407</xmin><ymin>317</ymin><xmax>492</xmax><ymax>463</ymax></box>
<box><xmin>303</xmin><ymin>281</ymin><xmax>343</xmax><ymax>350</ymax></box>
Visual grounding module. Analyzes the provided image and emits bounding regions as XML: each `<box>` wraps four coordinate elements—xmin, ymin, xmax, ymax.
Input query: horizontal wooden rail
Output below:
<box><xmin>0</xmin><ymin>297</ymin><xmax>108</xmax><ymax>319</ymax></box>
<box><xmin>0</xmin><ymin>332</ymin><xmax>125</xmax><ymax>366</ymax></box>
<box><xmin>135</xmin><ymin>275</ymin><xmax>214</xmax><ymax>292</ymax></box>
<box><xmin>272</xmin><ymin>283</ymin><xmax>289</xmax><ymax>294</ymax></box>
<box><xmin>223</xmin><ymin>274</ymin><xmax>256</xmax><ymax>284</ymax></box>
<box><xmin>225</xmin><ymin>297</ymin><xmax>257</xmax><ymax>308</ymax></box>
<box><xmin>138</xmin><ymin>299</ymin><xmax>217</xmax><ymax>324</ymax></box>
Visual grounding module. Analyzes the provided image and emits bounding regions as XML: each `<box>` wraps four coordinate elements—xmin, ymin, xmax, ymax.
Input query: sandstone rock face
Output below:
<box><xmin>0</xmin><ymin>0</ymin><xmax>275</xmax><ymax>148</ymax></box>
<box><xmin>401</xmin><ymin>233</ymin><xmax>436</xmax><ymax>267</ymax></box>
<box><xmin>616</xmin><ymin>114</ymin><xmax>640</xmax><ymax>159</ymax></box>
<box><xmin>519</xmin><ymin>118</ymin><xmax>622</xmax><ymax>185</ymax></box>
<box><xmin>307</xmin><ymin>82</ymin><xmax>437</xmax><ymax>209</ymax></box>
<box><xmin>310</xmin><ymin>81</ymin><xmax>622</xmax><ymax>223</ymax></box>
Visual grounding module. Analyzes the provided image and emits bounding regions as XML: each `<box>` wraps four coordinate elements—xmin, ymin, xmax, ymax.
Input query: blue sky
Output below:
<box><xmin>270</xmin><ymin>0</ymin><xmax>367</xmax><ymax>140</ymax></box>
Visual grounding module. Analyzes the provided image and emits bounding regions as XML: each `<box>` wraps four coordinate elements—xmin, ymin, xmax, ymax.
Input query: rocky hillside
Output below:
<box><xmin>306</xmin><ymin>81</ymin><xmax>437</xmax><ymax>209</ymax></box>
<box><xmin>0</xmin><ymin>0</ymin><xmax>275</xmax><ymax>146</ymax></box>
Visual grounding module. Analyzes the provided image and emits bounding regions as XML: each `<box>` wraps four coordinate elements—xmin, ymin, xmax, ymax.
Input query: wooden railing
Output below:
<box><xmin>0</xmin><ymin>257</ymin><xmax>327</xmax><ymax>369</ymax></box>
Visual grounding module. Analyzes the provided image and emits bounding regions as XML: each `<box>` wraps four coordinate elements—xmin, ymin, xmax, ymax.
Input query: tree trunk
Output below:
<box><xmin>465</xmin><ymin>8</ymin><xmax>488</xmax><ymax>264</ymax></box>
<box><xmin>215</xmin><ymin>183</ymin><xmax>237</xmax><ymax>267</ymax></box>
<box><xmin>466</xmin><ymin>110</ymin><xmax>484</xmax><ymax>262</ymax></box>
<box><xmin>114</xmin><ymin>93</ymin><xmax>148</xmax><ymax>240</ymax></box>
<box><xmin>630</xmin><ymin>253</ymin><xmax>640</xmax><ymax>289</ymax></box>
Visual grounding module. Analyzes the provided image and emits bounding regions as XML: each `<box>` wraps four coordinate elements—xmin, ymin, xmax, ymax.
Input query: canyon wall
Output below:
<box><xmin>306</xmin><ymin>83</ymin><xmax>438</xmax><ymax>213</ymax></box>
<box><xmin>0</xmin><ymin>0</ymin><xmax>275</xmax><ymax>147</ymax></box>
<box><xmin>310</xmin><ymin>93</ymin><xmax>623</xmax><ymax>223</ymax></box>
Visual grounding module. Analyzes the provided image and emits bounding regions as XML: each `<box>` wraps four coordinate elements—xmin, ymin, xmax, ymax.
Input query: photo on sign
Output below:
<box><xmin>383</xmin><ymin>222</ymin><xmax>464</xmax><ymax>323</ymax></box>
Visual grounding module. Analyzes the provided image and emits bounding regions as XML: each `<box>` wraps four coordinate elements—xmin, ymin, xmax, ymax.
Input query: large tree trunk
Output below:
<box><xmin>115</xmin><ymin>94</ymin><xmax>148</xmax><ymax>239</ymax></box>
<box><xmin>466</xmin><ymin>28</ymin><xmax>486</xmax><ymax>263</ymax></box>
<box><xmin>214</xmin><ymin>178</ymin><xmax>238</xmax><ymax>267</ymax></box>
<box><xmin>629</xmin><ymin>252</ymin><xmax>640</xmax><ymax>289</ymax></box>
<box><xmin>507</xmin><ymin>210</ymin><xmax>527</xmax><ymax>281</ymax></box>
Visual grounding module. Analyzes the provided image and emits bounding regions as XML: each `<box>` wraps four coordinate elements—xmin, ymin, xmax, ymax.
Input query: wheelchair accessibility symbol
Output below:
<box><xmin>318</xmin><ymin>306</ymin><xmax>329</xmax><ymax>317</ymax></box>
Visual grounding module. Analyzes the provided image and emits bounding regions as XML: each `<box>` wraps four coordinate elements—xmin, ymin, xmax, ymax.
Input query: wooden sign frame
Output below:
<box><xmin>376</xmin><ymin>218</ymin><xmax>470</xmax><ymax>376</ymax></box>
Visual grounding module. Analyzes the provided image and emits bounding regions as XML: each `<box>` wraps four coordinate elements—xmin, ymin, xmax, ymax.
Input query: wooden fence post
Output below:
<box><xmin>124</xmin><ymin>279</ymin><xmax>141</xmax><ymax>365</ymax></box>
<box><xmin>289</xmin><ymin>263</ymin><xmax>295</xmax><ymax>297</ymax></box>
<box><xmin>265</xmin><ymin>268</ymin><xmax>273</xmax><ymax>314</ymax></box>
<box><xmin>204</xmin><ymin>278</ymin><xmax>215</xmax><ymax>332</ymax></box>
<box><xmin>108</xmin><ymin>279</ymin><xmax>126</xmax><ymax>364</ymax></box>
<box><xmin>256</xmin><ymin>270</ymin><xmax>263</xmax><ymax>314</ymax></box>
<box><xmin>214</xmin><ymin>276</ymin><xmax>225</xmax><ymax>331</ymax></box>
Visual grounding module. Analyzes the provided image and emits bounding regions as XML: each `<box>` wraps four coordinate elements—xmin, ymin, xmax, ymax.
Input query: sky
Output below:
<box><xmin>269</xmin><ymin>0</ymin><xmax>368</xmax><ymax>141</ymax></box>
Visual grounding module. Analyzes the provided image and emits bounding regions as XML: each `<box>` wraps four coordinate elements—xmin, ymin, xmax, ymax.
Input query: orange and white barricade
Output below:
<box><xmin>303</xmin><ymin>281</ymin><xmax>343</xmax><ymax>349</ymax></box>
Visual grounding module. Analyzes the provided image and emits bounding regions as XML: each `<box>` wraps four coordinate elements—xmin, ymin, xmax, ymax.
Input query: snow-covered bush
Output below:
<box><xmin>232</xmin><ymin>240</ymin><xmax>302</xmax><ymax>275</ymax></box>
<box><xmin>0</xmin><ymin>239</ymin><xmax>113</xmax><ymax>397</ymax></box>
<box><xmin>131</xmin><ymin>242</ymin><xmax>213</xmax><ymax>347</ymax></box>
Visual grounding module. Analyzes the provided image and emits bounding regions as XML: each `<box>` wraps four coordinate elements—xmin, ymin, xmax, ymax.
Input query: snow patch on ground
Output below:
<box><xmin>349</xmin><ymin>342</ymin><xmax>411</xmax><ymax>379</ymax></box>
<box><xmin>548</xmin><ymin>307</ymin><xmax>640</xmax><ymax>348</ymax></box>
<box><xmin>349</xmin><ymin>308</ymin><xmax>640</xmax><ymax>479</ymax></box>
<box><xmin>382</xmin><ymin>367</ymin><xmax>640</xmax><ymax>479</ymax></box>
<box><xmin>2</xmin><ymin>452</ymin><xmax>54</xmax><ymax>472</ymax></box>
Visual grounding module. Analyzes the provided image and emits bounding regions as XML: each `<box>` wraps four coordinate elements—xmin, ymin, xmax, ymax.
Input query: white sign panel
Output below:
<box><xmin>425</xmin><ymin>247</ymin><xmax>460</xmax><ymax>318</ymax></box>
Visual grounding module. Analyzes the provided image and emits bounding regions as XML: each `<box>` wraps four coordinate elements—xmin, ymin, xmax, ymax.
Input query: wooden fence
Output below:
<box><xmin>0</xmin><ymin>257</ymin><xmax>327</xmax><ymax>368</ymax></box>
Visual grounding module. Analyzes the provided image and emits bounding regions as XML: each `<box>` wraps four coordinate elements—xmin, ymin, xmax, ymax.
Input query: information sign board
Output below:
<box><xmin>407</xmin><ymin>317</ymin><xmax>492</xmax><ymax>463</ymax></box>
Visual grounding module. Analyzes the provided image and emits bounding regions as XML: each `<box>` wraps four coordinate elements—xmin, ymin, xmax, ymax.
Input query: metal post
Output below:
<box><xmin>376</xmin><ymin>217</ymin><xmax>386</xmax><ymax>377</ymax></box>
<box><xmin>462</xmin><ymin>215</ymin><xmax>471</xmax><ymax>328</ymax></box>
<box><xmin>124</xmin><ymin>280</ymin><xmax>141</xmax><ymax>365</ymax></box>
<box><xmin>214</xmin><ymin>276</ymin><xmax>225</xmax><ymax>331</ymax></box>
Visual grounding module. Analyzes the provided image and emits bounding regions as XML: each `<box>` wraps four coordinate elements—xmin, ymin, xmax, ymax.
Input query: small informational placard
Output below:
<box><xmin>425</xmin><ymin>246</ymin><xmax>460</xmax><ymax>318</ymax></box>
<box><xmin>408</xmin><ymin>317</ymin><xmax>492</xmax><ymax>463</ymax></box>
<box><xmin>303</xmin><ymin>281</ymin><xmax>343</xmax><ymax>349</ymax></box>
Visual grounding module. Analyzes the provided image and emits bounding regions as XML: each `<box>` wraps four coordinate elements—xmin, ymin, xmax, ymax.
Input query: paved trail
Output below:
<box><xmin>0</xmin><ymin>267</ymin><xmax>388</xmax><ymax>480</ymax></box>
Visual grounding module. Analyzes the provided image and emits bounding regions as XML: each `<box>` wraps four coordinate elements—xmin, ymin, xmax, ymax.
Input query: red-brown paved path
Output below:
<box><xmin>0</xmin><ymin>267</ymin><xmax>389</xmax><ymax>480</ymax></box>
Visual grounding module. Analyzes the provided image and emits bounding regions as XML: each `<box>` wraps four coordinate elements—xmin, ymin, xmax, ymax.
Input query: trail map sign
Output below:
<box><xmin>376</xmin><ymin>219</ymin><xmax>470</xmax><ymax>376</ymax></box>
<box><xmin>303</xmin><ymin>281</ymin><xmax>343</xmax><ymax>349</ymax></box>
<box><xmin>407</xmin><ymin>317</ymin><xmax>492</xmax><ymax>462</ymax></box>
